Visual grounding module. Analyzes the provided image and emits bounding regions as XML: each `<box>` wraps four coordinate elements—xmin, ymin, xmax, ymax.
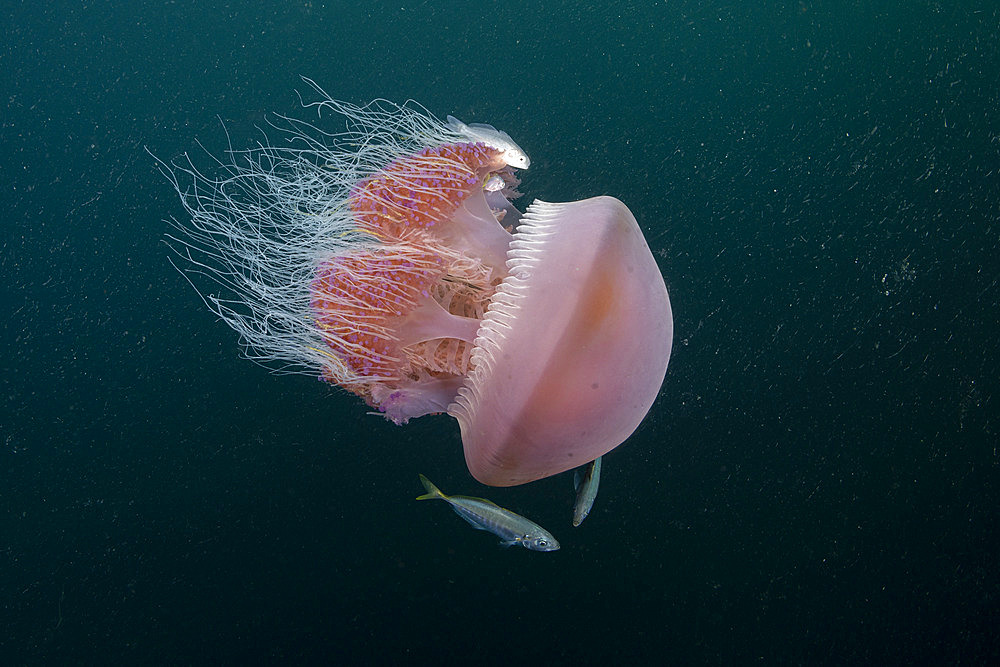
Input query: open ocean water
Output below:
<box><xmin>3</xmin><ymin>1</ymin><xmax>998</xmax><ymax>663</ymax></box>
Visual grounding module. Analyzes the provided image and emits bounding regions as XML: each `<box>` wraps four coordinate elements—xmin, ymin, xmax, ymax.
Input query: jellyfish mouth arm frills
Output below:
<box><xmin>304</xmin><ymin>135</ymin><xmax>527</xmax><ymax>423</ymax></box>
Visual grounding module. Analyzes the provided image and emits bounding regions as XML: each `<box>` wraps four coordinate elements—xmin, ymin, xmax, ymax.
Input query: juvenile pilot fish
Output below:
<box><xmin>416</xmin><ymin>474</ymin><xmax>559</xmax><ymax>551</ymax></box>
<box><xmin>572</xmin><ymin>456</ymin><xmax>602</xmax><ymax>527</ymax></box>
<box><xmin>446</xmin><ymin>115</ymin><xmax>531</xmax><ymax>169</ymax></box>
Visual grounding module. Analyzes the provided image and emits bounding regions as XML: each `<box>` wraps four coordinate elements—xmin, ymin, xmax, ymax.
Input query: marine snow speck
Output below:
<box><xmin>416</xmin><ymin>474</ymin><xmax>559</xmax><ymax>551</ymax></box>
<box><xmin>572</xmin><ymin>456</ymin><xmax>602</xmax><ymax>527</ymax></box>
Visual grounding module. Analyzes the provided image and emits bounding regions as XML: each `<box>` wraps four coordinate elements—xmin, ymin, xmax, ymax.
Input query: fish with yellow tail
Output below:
<box><xmin>416</xmin><ymin>474</ymin><xmax>559</xmax><ymax>552</ymax></box>
<box><xmin>572</xmin><ymin>456</ymin><xmax>602</xmax><ymax>527</ymax></box>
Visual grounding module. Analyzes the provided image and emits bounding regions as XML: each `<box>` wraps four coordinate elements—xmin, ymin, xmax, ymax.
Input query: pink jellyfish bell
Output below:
<box><xmin>452</xmin><ymin>197</ymin><xmax>672</xmax><ymax>486</ymax></box>
<box><xmin>162</xmin><ymin>81</ymin><xmax>672</xmax><ymax>487</ymax></box>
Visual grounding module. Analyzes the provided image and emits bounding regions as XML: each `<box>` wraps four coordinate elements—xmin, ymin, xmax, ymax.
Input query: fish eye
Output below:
<box><xmin>536</xmin><ymin>539</ymin><xmax>548</xmax><ymax>547</ymax></box>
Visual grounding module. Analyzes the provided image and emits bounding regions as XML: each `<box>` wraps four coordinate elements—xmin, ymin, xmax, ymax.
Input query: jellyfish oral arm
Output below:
<box><xmin>371</xmin><ymin>373</ymin><xmax>467</xmax><ymax>425</ymax></box>
<box><xmin>441</xmin><ymin>188</ymin><xmax>513</xmax><ymax>273</ymax></box>
<box><xmin>393</xmin><ymin>296</ymin><xmax>481</xmax><ymax>348</ymax></box>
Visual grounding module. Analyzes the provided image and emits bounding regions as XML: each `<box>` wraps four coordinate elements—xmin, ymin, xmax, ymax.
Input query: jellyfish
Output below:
<box><xmin>159</xmin><ymin>79</ymin><xmax>672</xmax><ymax>486</ymax></box>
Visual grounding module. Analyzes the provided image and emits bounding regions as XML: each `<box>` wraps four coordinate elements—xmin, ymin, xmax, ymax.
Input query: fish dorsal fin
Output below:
<box><xmin>466</xmin><ymin>121</ymin><xmax>499</xmax><ymax>133</ymax></box>
<box><xmin>447</xmin><ymin>117</ymin><xmax>511</xmax><ymax>144</ymax></box>
<box><xmin>574</xmin><ymin>470</ymin><xmax>581</xmax><ymax>491</ymax></box>
<box><xmin>452</xmin><ymin>494</ymin><xmax>500</xmax><ymax>508</ymax></box>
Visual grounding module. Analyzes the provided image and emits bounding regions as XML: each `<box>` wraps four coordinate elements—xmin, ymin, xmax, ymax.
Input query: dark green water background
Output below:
<box><xmin>3</xmin><ymin>1</ymin><xmax>998</xmax><ymax>663</ymax></box>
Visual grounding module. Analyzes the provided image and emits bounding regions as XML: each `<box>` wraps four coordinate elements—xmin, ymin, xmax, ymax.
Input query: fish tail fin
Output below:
<box><xmin>416</xmin><ymin>474</ymin><xmax>447</xmax><ymax>501</ymax></box>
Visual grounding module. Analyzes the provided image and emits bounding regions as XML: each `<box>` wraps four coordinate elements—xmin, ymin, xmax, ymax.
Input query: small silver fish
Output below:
<box><xmin>446</xmin><ymin>115</ymin><xmax>531</xmax><ymax>169</ymax></box>
<box><xmin>483</xmin><ymin>173</ymin><xmax>506</xmax><ymax>192</ymax></box>
<box><xmin>572</xmin><ymin>456</ymin><xmax>602</xmax><ymax>527</ymax></box>
<box><xmin>416</xmin><ymin>474</ymin><xmax>559</xmax><ymax>551</ymax></box>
